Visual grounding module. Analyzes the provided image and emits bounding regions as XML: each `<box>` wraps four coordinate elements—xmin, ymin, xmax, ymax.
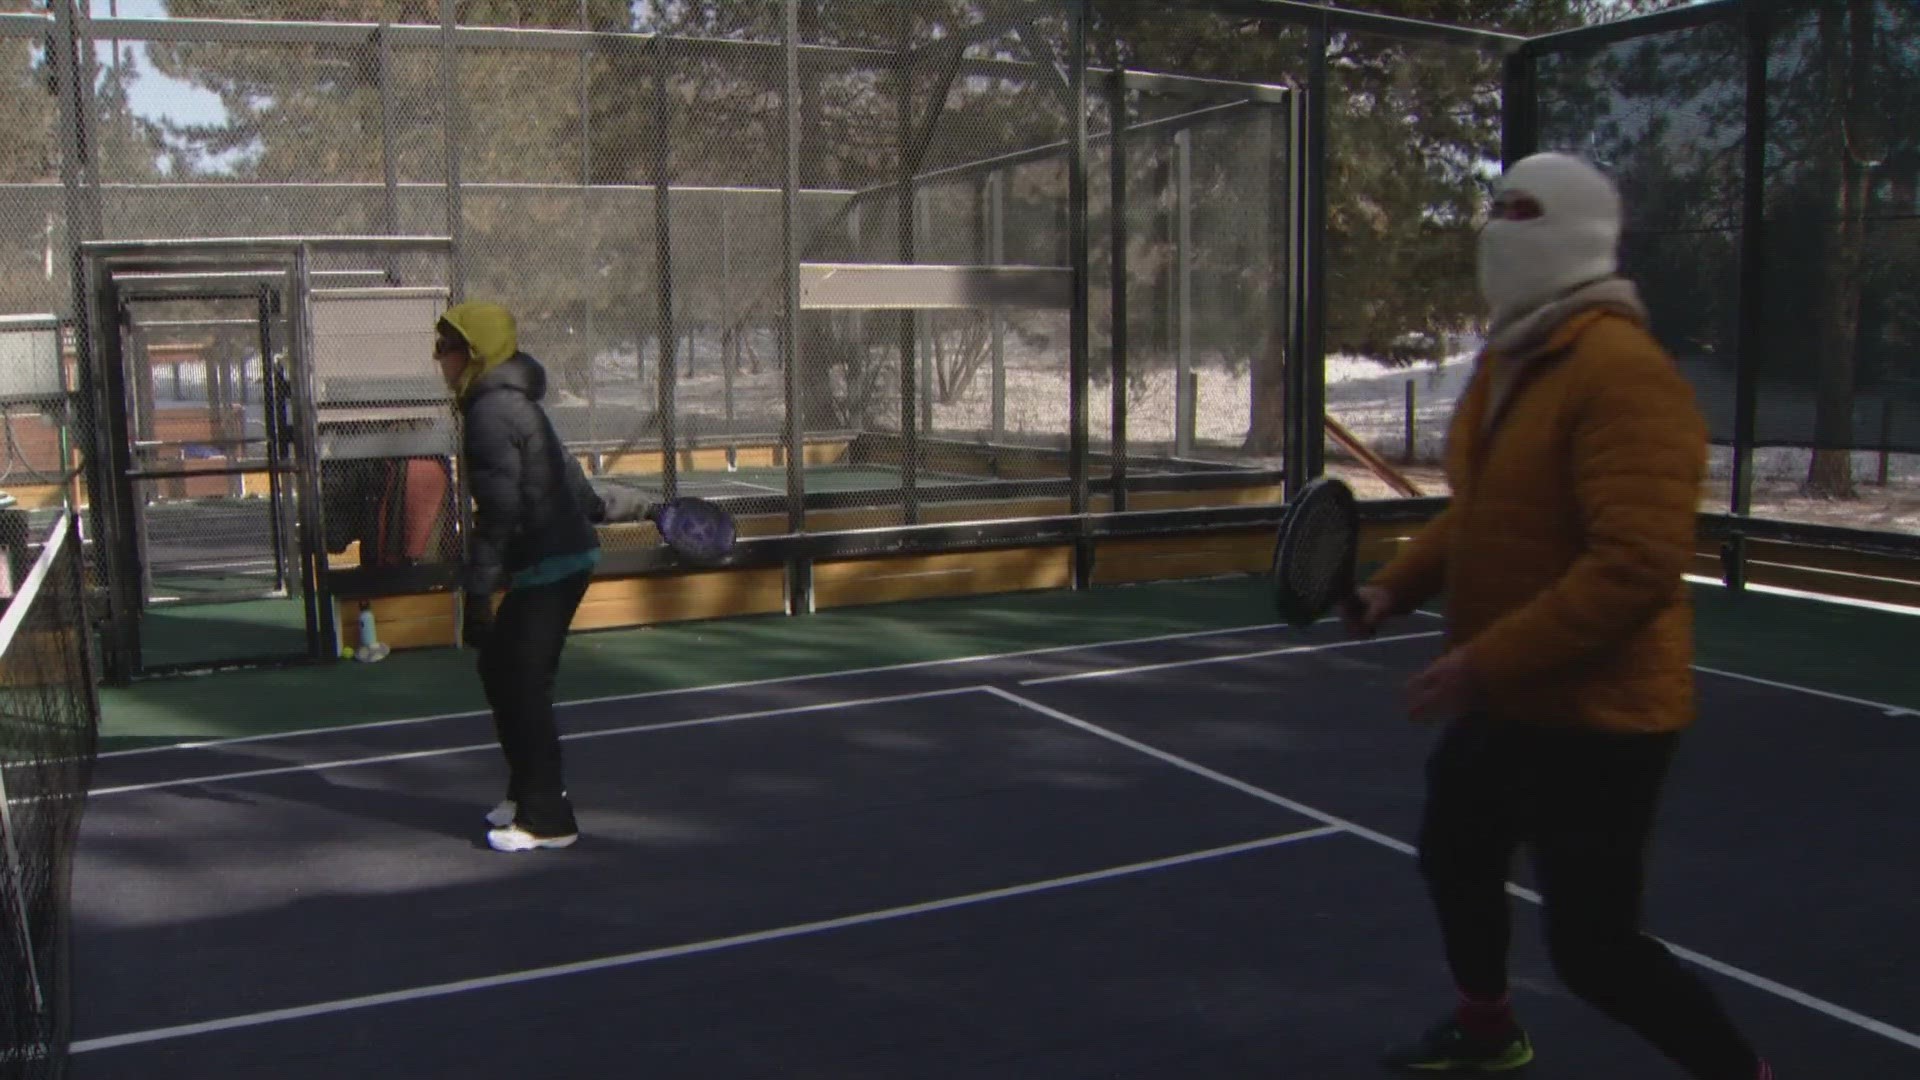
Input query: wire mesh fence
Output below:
<box><xmin>18</xmin><ymin>2</ymin><xmax>1909</xmax><ymax>600</ymax></box>
<box><xmin>0</xmin><ymin>510</ymin><xmax>99</xmax><ymax>1080</ymax></box>
<box><xmin>1319</xmin><ymin>28</ymin><xmax>1503</xmax><ymax>502</ymax></box>
<box><xmin>1534</xmin><ymin>10</ymin><xmax>1748</xmax><ymax>517</ymax></box>
<box><xmin>3</xmin><ymin>2</ymin><xmax>1348</xmax><ymax>564</ymax></box>
<box><xmin>1527</xmin><ymin>0</ymin><xmax>1920</xmax><ymax>533</ymax></box>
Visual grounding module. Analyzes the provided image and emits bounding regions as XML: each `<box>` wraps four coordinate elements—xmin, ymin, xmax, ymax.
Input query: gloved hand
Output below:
<box><xmin>462</xmin><ymin>593</ymin><xmax>493</xmax><ymax>650</ymax></box>
<box><xmin>587</xmin><ymin>479</ymin><xmax>649</xmax><ymax>524</ymax></box>
<box><xmin>1342</xmin><ymin>585</ymin><xmax>1396</xmax><ymax>639</ymax></box>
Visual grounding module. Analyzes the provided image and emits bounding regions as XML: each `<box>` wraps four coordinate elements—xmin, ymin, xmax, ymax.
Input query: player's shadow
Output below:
<box><xmin>164</xmin><ymin>752</ymin><xmax>496</xmax><ymax>845</ymax></box>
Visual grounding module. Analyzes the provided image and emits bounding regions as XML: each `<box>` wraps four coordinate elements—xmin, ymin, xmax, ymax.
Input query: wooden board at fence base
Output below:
<box><xmin>589</xmin><ymin>441</ymin><xmax>850</xmax><ymax>477</ymax></box>
<box><xmin>4</xmin><ymin>483</ymin><xmax>69</xmax><ymax>510</ymax></box>
<box><xmin>1091</xmin><ymin>531</ymin><xmax>1274</xmax><ymax>585</ymax></box>
<box><xmin>1089</xmin><ymin>526</ymin><xmax>1410</xmax><ymax>587</ymax></box>
<box><xmin>1733</xmin><ymin>538</ymin><xmax>1920</xmax><ymax>585</ymax></box>
<box><xmin>1690</xmin><ymin>552</ymin><xmax>1920</xmax><ymax>609</ymax></box>
<box><xmin>335</xmin><ymin>593</ymin><xmax>457</xmax><ymax>651</ymax></box>
<box><xmin>1119</xmin><ymin>486</ymin><xmax>1287</xmax><ymax>512</ymax></box>
<box><xmin>812</xmin><ymin>546</ymin><xmax>1073</xmax><ymax>609</ymax></box>
<box><xmin>333</xmin><ymin>568</ymin><xmax>788</xmax><ymax>651</ymax></box>
<box><xmin>569</xmin><ymin>567</ymin><xmax>787</xmax><ymax>631</ymax></box>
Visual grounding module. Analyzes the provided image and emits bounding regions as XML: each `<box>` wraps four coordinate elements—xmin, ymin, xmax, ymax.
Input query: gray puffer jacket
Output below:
<box><xmin>459</xmin><ymin>351</ymin><xmax>600</xmax><ymax>596</ymax></box>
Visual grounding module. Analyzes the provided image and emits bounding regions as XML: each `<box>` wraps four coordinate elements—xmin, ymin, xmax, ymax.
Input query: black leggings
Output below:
<box><xmin>478</xmin><ymin>569</ymin><xmax>592</xmax><ymax>836</ymax></box>
<box><xmin>1418</xmin><ymin>718</ymin><xmax>1760</xmax><ymax>1080</ymax></box>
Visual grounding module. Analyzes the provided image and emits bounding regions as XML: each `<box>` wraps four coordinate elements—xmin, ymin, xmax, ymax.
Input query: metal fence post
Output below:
<box><xmin>987</xmin><ymin>169</ymin><xmax>1007</xmax><ymax>441</ymax></box>
<box><xmin>1174</xmin><ymin>125</ymin><xmax>1193</xmax><ymax>458</ymax></box>
<box><xmin>1726</xmin><ymin>0</ymin><xmax>1771</xmax><ymax>593</ymax></box>
<box><xmin>916</xmin><ymin>188</ymin><xmax>933</xmax><ymax>439</ymax></box>
<box><xmin>1068</xmin><ymin>0</ymin><xmax>1093</xmax><ymax>587</ymax></box>
<box><xmin>376</xmin><ymin>20</ymin><xmax>400</xmax><ymax>275</ymax></box>
<box><xmin>1500</xmin><ymin>45</ymin><xmax>1538</xmax><ymax>168</ymax></box>
<box><xmin>579</xmin><ymin>0</ymin><xmax>598</xmax><ymax>458</ymax></box>
<box><xmin>721</xmin><ymin>202</ymin><xmax>737</xmax><ymax>471</ymax></box>
<box><xmin>895</xmin><ymin>10</ymin><xmax>921</xmax><ymax>526</ymax></box>
<box><xmin>1108</xmin><ymin>59</ymin><xmax>1130</xmax><ymax>513</ymax></box>
<box><xmin>781</xmin><ymin>0</ymin><xmax>809</xmax><ymax>614</ymax></box>
<box><xmin>1285</xmin><ymin>22</ymin><xmax>1329</xmax><ymax>497</ymax></box>
<box><xmin>440</xmin><ymin>0</ymin><xmax>465</xmax><ymax>301</ymax></box>
<box><xmin>653</xmin><ymin>48</ymin><xmax>678</xmax><ymax>501</ymax></box>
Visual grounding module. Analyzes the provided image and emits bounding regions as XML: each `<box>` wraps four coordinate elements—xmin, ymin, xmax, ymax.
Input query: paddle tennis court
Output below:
<box><xmin>66</xmin><ymin>592</ymin><xmax>1920</xmax><ymax>1079</ymax></box>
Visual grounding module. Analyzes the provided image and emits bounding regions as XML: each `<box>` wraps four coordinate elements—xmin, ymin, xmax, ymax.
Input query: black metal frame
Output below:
<box><xmin>77</xmin><ymin>273</ymin><xmax>316</xmax><ymax>682</ymax></box>
<box><xmin>26</xmin><ymin>0</ymin><xmax>1920</xmax><ymax>681</ymax></box>
<box><xmin>1107</xmin><ymin>56</ymin><xmax>1130</xmax><ymax>514</ymax></box>
<box><xmin>1285</xmin><ymin>22</ymin><xmax>1328</xmax><ymax>498</ymax></box>
<box><xmin>72</xmin><ymin>237</ymin><xmax>454</xmax><ymax>681</ymax></box>
<box><xmin>1724</xmin><ymin>0</ymin><xmax>1771</xmax><ymax>590</ymax></box>
<box><xmin>1696</xmin><ymin>513</ymin><xmax>1920</xmax><ymax>562</ymax></box>
<box><xmin>1522</xmin><ymin>0</ymin><xmax>1747</xmax><ymax>53</ymax></box>
<box><xmin>1506</xmin><ymin>0</ymin><xmax>1902</xmax><ymax>595</ymax></box>
<box><xmin>330</xmin><ymin>496</ymin><xmax>1446</xmax><ymax>593</ymax></box>
<box><xmin>1067</xmin><ymin>0</ymin><xmax>1093</xmax><ymax>586</ymax></box>
<box><xmin>780</xmin><ymin>0</ymin><xmax>808</xmax><ymax>613</ymax></box>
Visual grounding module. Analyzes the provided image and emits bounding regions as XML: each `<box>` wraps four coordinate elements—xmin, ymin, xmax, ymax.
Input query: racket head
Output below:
<box><xmin>647</xmin><ymin>497</ymin><xmax>737</xmax><ymax>565</ymax></box>
<box><xmin>1269</xmin><ymin>477</ymin><xmax>1360</xmax><ymax>629</ymax></box>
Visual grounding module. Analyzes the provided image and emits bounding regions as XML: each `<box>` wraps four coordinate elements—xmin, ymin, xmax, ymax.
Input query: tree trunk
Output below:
<box><xmin>1804</xmin><ymin>0</ymin><xmax>1881</xmax><ymax>498</ymax></box>
<box><xmin>1806</xmin><ymin>158</ymin><xmax>1869</xmax><ymax>497</ymax></box>
<box><xmin>1244</xmin><ymin>327</ymin><xmax>1286</xmax><ymax>454</ymax></box>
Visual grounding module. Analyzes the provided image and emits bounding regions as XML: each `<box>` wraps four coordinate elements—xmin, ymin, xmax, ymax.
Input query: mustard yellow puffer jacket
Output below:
<box><xmin>1368</xmin><ymin>307</ymin><xmax>1707</xmax><ymax>734</ymax></box>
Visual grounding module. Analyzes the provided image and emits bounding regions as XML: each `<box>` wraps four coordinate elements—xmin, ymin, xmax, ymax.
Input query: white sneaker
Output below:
<box><xmin>487</xmin><ymin>825</ymin><xmax>578</xmax><ymax>852</ymax></box>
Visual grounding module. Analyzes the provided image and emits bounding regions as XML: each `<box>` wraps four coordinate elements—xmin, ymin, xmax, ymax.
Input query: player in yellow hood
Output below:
<box><xmin>436</xmin><ymin>301</ymin><xmax>602</xmax><ymax>852</ymax></box>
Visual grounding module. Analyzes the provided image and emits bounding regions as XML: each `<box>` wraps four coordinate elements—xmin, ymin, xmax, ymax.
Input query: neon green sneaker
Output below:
<box><xmin>1382</xmin><ymin>1014</ymin><xmax>1535</xmax><ymax>1072</ymax></box>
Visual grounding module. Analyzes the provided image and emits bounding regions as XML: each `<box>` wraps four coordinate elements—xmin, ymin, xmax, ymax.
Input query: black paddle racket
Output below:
<box><xmin>646</xmin><ymin>496</ymin><xmax>737</xmax><ymax>566</ymax></box>
<box><xmin>1269</xmin><ymin>476</ymin><xmax>1360</xmax><ymax>629</ymax></box>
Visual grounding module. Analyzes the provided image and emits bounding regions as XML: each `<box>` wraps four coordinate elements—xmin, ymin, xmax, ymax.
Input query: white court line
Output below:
<box><xmin>1685</xmin><ymin>573</ymin><xmax>1920</xmax><ymax>617</ymax></box>
<box><xmin>98</xmin><ymin>619</ymin><xmax>1307</xmax><ymax>759</ymax></box>
<box><xmin>1407</xmin><ymin>610</ymin><xmax>1916</xmax><ymax>716</ymax></box>
<box><xmin>984</xmin><ymin>686</ymin><xmax>1920</xmax><ymax>1054</ymax></box>
<box><xmin>1694</xmin><ymin>665</ymin><xmax>1918</xmax><ymax>718</ymax></box>
<box><xmin>91</xmin><ymin>686</ymin><xmax>984</xmax><ymax>797</ymax></box>
<box><xmin>1020</xmin><ymin>630</ymin><xmax>1442</xmax><ymax>686</ymax></box>
<box><xmin>70</xmin><ymin>825</ymin><xmax>1342</xmax><ymax>1054</ymax></box>
<box><xmin>722</xmin><ymin>479</ymin><xmax>786</xmax><ymax>494</ymax></box>
<box><xmin>982</xmin><ymin>687</ymin><xmax>1415</xmax><ymax>856</ymax></box>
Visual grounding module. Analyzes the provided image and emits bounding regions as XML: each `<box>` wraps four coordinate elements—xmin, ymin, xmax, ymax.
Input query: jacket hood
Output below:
<box><xmin>438</xmin><ymin>301</ymin><xmax>519</xmax><ymax>399</ymax></box>
<box><xmin>468</xmin><ymin>351</ymin><xmax>548</xmax><ymax>404</ymax></box>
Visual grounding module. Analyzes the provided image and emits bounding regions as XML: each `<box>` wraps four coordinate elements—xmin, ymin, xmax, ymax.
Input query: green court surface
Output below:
<box><xmin>98</xmin><ymin>575</ymin><xmax>1919</xmax><ymax>752</ymax></box>
<box><xmin>137</xmin><ymin>596</ymin><xmax>309</xmax><ymax>670</ymax></box>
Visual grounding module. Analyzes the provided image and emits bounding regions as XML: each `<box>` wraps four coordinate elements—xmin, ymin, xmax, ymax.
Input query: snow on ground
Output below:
<box><xmin>149</xmin><ymin>337</ymin><xmax>1920</xmax><ymax>535</ymax></box>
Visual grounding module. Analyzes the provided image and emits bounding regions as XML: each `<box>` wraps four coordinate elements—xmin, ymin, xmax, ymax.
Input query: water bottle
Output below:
<box><xmin>356</xmin><ymin>604</ymin><xmax>389</xmax><ymax>663</ymax></box>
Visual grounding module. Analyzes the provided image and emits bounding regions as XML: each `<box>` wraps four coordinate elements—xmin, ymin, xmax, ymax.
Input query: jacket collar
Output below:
<box><xmin>1477</xmin><ymin>278</ymin><xmax>1650</xmax><ymax>435</ymax></box>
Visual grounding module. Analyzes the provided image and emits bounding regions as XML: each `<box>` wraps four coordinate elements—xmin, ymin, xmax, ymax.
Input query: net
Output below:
<box><xmin>0</xmin><ymin>510</ymin><xmax>99</xmax><ymax>1080</ymax></box>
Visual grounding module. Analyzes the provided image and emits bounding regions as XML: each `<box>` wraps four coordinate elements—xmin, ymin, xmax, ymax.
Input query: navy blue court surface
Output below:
<box><xmin>69</xmin><ymin>621</ymin><xmax>1920</xmax><ymax>1077</ymax></box>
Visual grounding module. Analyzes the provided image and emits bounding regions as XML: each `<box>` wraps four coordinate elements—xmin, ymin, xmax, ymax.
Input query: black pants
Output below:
<box><xmin>478</xmin><ymin>569</ymin><xmax>591</xmax><ymax>837</ymax></box>
<box><xmin>1418</xmin><ymin>717</ymin><xmax>1760</xmax><ymax>1080</ymax></box>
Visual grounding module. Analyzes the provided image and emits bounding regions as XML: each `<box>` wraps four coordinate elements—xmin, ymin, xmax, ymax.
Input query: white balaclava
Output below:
<box><xmin>1478</xmin><ymin>152</ymin><xmax>1623</xmax><ymax>327</ymax></box>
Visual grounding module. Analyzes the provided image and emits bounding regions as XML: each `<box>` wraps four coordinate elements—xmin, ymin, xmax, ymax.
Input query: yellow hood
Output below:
<box><xmin>438</xmin><ymin>301</ymin><xmax>518</xmax><ymax>398</ymax></box>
